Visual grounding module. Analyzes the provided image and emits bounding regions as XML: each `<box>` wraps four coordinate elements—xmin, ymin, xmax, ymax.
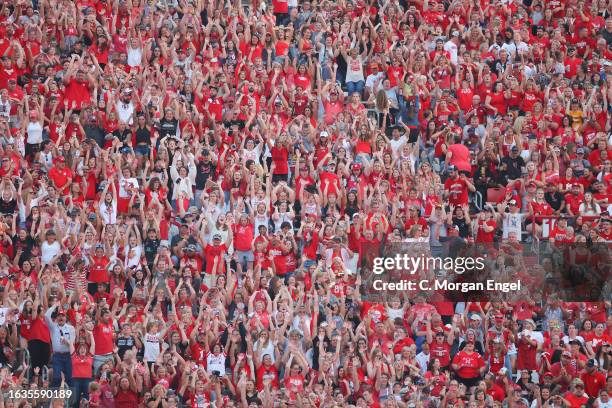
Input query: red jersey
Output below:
<box><xmin>203</xmin><ymin>244</ymin><xmax>227</xmax><ymax>275</ymax></box>
<box><xmin>93</xmin><ymin>322</ymin><xmax>114</xmax><ymax>355</ymax></box>
<box><xmin>256</xmin><ymin>364</ymin><xmax>279</xmax><ymax>391</ymax></box>
<box><xmin>452</xmin><ymin>351</ymin><xmax>485</xmax><ymax>379</ymax></box>
<box><xmin>429</xmin><ymin>340</ymin><xmax>452</xmax><ymax>367</ymax></box>
<box><xmin>444</xmin><ymin>177</ymin><xmax>470</xmax><ymax>205</ymax></box>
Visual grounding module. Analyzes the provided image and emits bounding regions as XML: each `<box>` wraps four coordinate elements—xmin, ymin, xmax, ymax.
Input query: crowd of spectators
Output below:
<box><xmin>0</xmin><ymin>0</ymin><xmax>610</xmax><ymax>406</ymax></box>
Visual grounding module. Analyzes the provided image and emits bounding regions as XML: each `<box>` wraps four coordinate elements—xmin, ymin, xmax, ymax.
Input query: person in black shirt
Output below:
<box><xmin>170</xmin><ymin>224</ymin><xmax>198</xmax><ymax>260</ymax></box>
<box><xmin>12</xmin><ymin>223</ymin><xmax>35</xmax><ymax>266</ymax></box>
<box><xmin>143</xmin><ymin>228</ymin><xmax>161</xmax><ymax>270</ymax></box>
<box><xmin>115</xmin><ymin>322</ymin><xmax>141</xmax><ymax>360</ymax></box>
<box><xmin>600</xmin><ymin>17</ymin><xmax>612</xmax><ymax>45</ymax></box>
<box><xmin>449</xmin><ymin>204</ymin><xmax>472</xmax><ymax>238</ymax></box>
<box><xmin>544</xmin><ymin>183</ymin><xmax>565</xmax><ymax>215</ymax></box>
<box><xmin>112</xmin><ymin>121</ymin><xmax>132</xmax><ymax>148</ymax></box>
<box><xmin>0</xmin><ymin>183</ymin><xmax>17</xmax><ymax>215</ymax></box>
<box><xmin>133</xmin><ymin>113</ymin><xmax>155</xmax><ymax>162</ymax></box>
<box><xmin>159</xmin><ymin>107</ymin><xmax>179</xmax><ymax>139</ymax></box>
<box><xmin>195</xmin><ymin>150</ymin><xmax>217</xmax><ymax>206</ymax></box>
<box><xmin>500</xmin><ymin>146</ymin><xmax>525</xmax><ymax>183</ymax></box>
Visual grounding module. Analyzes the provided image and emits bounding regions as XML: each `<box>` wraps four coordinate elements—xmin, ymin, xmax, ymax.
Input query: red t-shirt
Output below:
<box><xmin>256</xmin><ymin>364</ymin><xmax>279</xmax><ymax>391</ymax></box>
<box><xmin>452</xmin><ymin>350</ymin><xmax>485</xmax><ymax>379</ymax></box>
<box><xmin>581</xmin><ymin>370</ymin><xmax>606</xmax><ymax>398</ymax></box>
<box><xmin>64</xmin><ymin>79</ymin><xmax>92</xmax><ymax>108</ymax></box>
<box><xmin>475</xmin><ymin>219</ymin><xmax>497</xmax><ymax>243</ymax></box>
<box><xmin>204</xmin><ymin>243</ymin><xmax>227</xmax><ymax>275</ymax></box>
<box><xmin>563</xmin><ymin>392</ymin><xmax>588</xmax><ymax>408</ymax></box>
<box><xmin>48</xmin><ymin>166</ymin><xmax>73</xmax><ymax>195</ymax></box>
<box><xmin>429</xmin><ymin>340</ymin><xmax>452</xmax><ymax>367</ymax></box>
<box><xmin>89</xmin><ymin>255</ymin><xmax>109</xmax><ymax>283</ymax></box>
<box><xmin>115</xmin><ymin>389</ymin><xmax>138</xmax><ymax>408</ymax></box>
<box><xmin>270</xmin><ymin>146</ymin><xmax>289</xmax><ymax>175</ymax></box>
<box><xmin>72</xmin><ymin>354</ymin><xmax>94</xmax><ymax>378</ymax></box>
<box><xmin>28</xmin><ymin>316</ymin><xmax>51</xmax><ymax>343</ymax></box>
<box><xmin>93</xmin><ymin>322</ymin><xmax>114</xmax><ymax>355</ymax></box>
<box><xmin>233</xmin><ymin>223</ymin><xmax>254</xmax><ymax>252</ymax></box>
<box><xmin>444</xmin><ymin>177</ymin><xmax>470</xmax><ymax>206</ymax></box>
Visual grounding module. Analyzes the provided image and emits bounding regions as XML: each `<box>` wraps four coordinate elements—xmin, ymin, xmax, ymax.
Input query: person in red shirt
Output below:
<box><xmin>25</xmin><ymin>297</ymin><xmax>52</xmax><ymax>373</ymax></box>
<box><xmin>255</xmin><ymin>354</ymin><xmax>280</xmax><ymax>391</ymax></box>
<box><xmin>428</xmin><ymin>328</ymin><xmax>454</xmax><ymax>368</ymax></box>
<box><xmin>48</xmin><ymin>156</ymin><xmax>73</xmax><ymax>196</ymax></box>
<box><xmin>444</xmin><ymin>166</ymin><xmax>476</xmax><ymax>206</ymax></box>
<box><xmin>527</xmin><ymin>187</ymin><xmax>554</xmax><ymax>237</ymax></box>
<box><xmin>404</xmin><ymin>206</ymin><xmax>429</xmax><ymax>236</ymax></box>
<box><xmin>564</xmin><ymin>47</ymin><xmax>583</xmax><ymax>79</ymax></box>
<box><xmin>451</xmin><ymin>341</ymin><xmax>486</xmax><ymax>388</ymax></box>
<box><xmin>550</xmin><ymin>351</ymin><xmax>578</xmax><ymax>391</ymax></box>
<box><xmin>62</xmin><ymin>58</ymin><xmax>95</xmax><ymax>109</ymax></box>
<box><xmin>200</xmin><ymin>232</ymin><xmax>233</xmax><ymax>288</ymax></box>
<box><xmin>283</xmin><ymin>363</ymin><xmax>306</xmax><ymax>400</ymax></box>
<box><xmin>565</xmin><ymin>184</ymin><xmax>585</xmax><ymax>216</ymax></box>
<box><xmin>87</xmin><ymin>244</ymin><xmax>110</xmax><ymax>296</ymax></box>
<box><xmin>72</xmin><ymin>335</ymin><xmax>95</xmax><ymax>404</ymax></box>
<box><xmin>563</xmin><ymin>379</ymin><xmax>589</xmax><ymax>408</ymax></box>
<box><xmin>233</xmin><ymin>213</ymin><xmax>255</xmax><ymax>270</ymax></box>
<box><xmin>475</xmin><ymin>207</ymin><xmax>497</xmax><ymax>243</ymax></box>
<box><xmin>516</xmin><ymin>319</ymin><xmax>543</xmax><ymax>372</ymax></box>
<box><xmin>92</xmin><ymin>309</ymin><xmax>115</xmax><ymax>374</ymax></box>
<box><xmin>113</xmin><ymin>375</ymin><xmax>139</xmax><ymax>408</ymax></box>
<box><xmin>580</xmin><ymin>359</ymin><xmax>606</xmax><ymax>398</ymax></box>
<box><xmin>484</xmin><ymin>373</ymin><xmax>506</xmax><ymax>402</ymax></box>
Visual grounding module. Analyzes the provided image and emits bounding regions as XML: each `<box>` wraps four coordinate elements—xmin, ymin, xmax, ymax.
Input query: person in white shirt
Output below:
<box><xmin>0</xmin><ymin>89</ymin><xmax>11</xmax><ymax>120</ymax></box>
<box><xmin>23</xmin><ymin>98</ymin><xmax>44</xmax><ymax>159</ymax></box>
<box><xmin>501</xmin><ymin>32</ymin><xmax>529</xmax><ymax>59</ymax></box>
<box><xmin>118</xmin><ymin>167</ymin><xmax>139</xmax><ymax>204</ymax></box>
<box><xmin>143</xmin><ymin>321</ymin><xmax>170</xmax><ymax>364</ymax></box>
<box><xmin>41</xmin><ymin>229</ymin><xmax>61</xmax><ymax>267</ymax></box>
<box><xmin>595</xmin><ymin>390</ymin><xmax>612</xmax><ymax>408</ymax></box>
<box><xmin>500</xmin><ymin>199</ymin><xmax>524</xmax><ymax>240</ymax></box>
<box><xmin>206</xmin><ymin>344</ymin><xmax>227</xmax><ymax>376</ymax></box>
<box><xmin>170</xmin><ymin>153</ymin><xmax>197</xmax><ymax>203</ymax></box>
<box><xmin>444</xmin><ymin>31</ymin><xmax>460</xmax><ymax>65</ymax></box>
<box><xmin>416</xmin><ymin>342</ymin><xmax>431</xmax><ymax>374</ymax></box>
<box><xmin>365</xmin><ymin>63</ymin><xmax>385</xmax><ymax>100</ymax></box>
<box><xmin>99</xmin><ymin>182</ymin><xmax>118</xmax><ymax>225</ymax></box>
<box><xmin>115</xmin><ymin>89</ymin><xmax>135</xmax><ymax>125</ymax></box>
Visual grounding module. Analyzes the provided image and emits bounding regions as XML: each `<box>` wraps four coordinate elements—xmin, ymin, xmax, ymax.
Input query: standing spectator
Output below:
<box><xmin>45</xmin><ymin>304</ymin><xmax>75</xmax><ymax>388</ymax></box>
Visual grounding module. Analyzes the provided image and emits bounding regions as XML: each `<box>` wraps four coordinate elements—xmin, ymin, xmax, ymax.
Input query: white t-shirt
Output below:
<box><xmin>115</xmin><ymin>101</ymin><xmax>135</xmax><ymax>125</ymax></box>
<box><xmin>386</xmin><ymin>307</ymin><xmax>404</xmax><ymax>320</ymax></box>
<box><xmin>143</xmin><ymin>332</ymin><xmax>163</xmax><ymax>362</ymax></box>
<box><xmin>389</xmin><ymin>136</ymin><xmax>407</xmax><ymax>158</ymax></box>
<box><xmin>345</xmin><ymin>55</ymin><xmax>365</xmax><ymax>83</ymax></box>
<box><xmin>41</xmin><ymin>240</ymin><xmax>61</xmax><ymax>266</ymax></box>
<box><xmin>124</xmin><ymin>245</ymin><xmax>143</xmax><ymax>268</ymax></box>
<box><xmin>99</xmin><ymin>200</ymin><xmax>118</xmax><ymax>225</ymax></box>
<box><xmin>562</xmin><ymin>335</ymin><xmax>585</xmax><ymax>345</ymax></box>
<box><xmin>444</xmin><ymin>40</ymin><xmax>458</xmax><ymax>65</ymax></box>
<box><xmin>206</xmin><ymin>352</ymin><xmax>226</xmax><ymax>375</ymax></box>
<box><xmin>119</xmin><ymin>177</ymin><xmax>139</xmax><ymax>199</ymax></box>
<box><xmin>502</xmin><ymin>212</ymin><xmax>523</xmax><ymax>239</ymax></box>
<box><xmin>254</xmin><ymin>341</ymin><xmax>276</xmax><ymax>364</ymax></box>
<box><xmin>518</xmin><ymin>330</ymin><xmax>544</xmax><ymax>346</ymax></box>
